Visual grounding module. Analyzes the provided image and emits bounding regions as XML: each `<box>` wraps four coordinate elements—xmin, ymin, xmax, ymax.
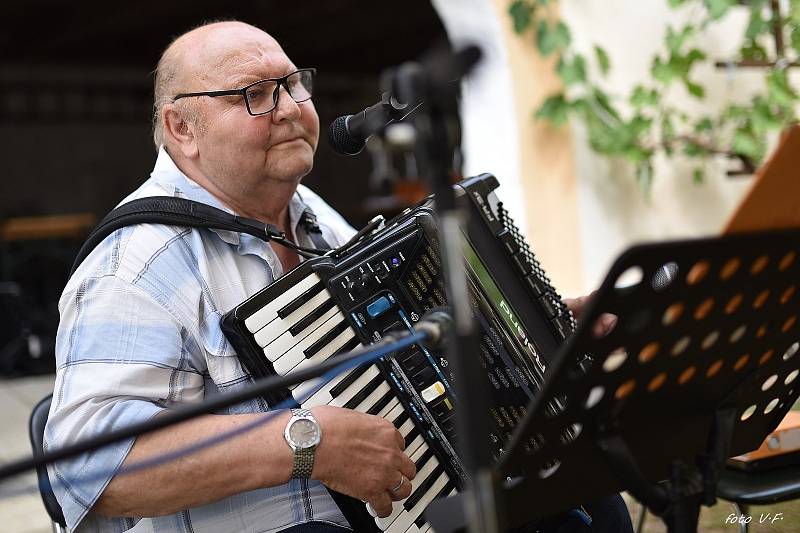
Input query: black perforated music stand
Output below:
<box><xmin>428</xmin><ymin>228</ymin><xmax>800</xmax><ymax>532</ymax></box>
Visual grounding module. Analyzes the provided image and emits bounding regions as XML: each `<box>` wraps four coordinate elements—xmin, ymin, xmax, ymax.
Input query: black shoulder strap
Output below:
<box><xmin>70</xmin><ymin>196</ymin><xmax>331</xmax><ymax>276</ymax></box>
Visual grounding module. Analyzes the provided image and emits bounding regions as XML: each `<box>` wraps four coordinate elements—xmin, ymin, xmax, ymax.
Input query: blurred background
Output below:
<box><xmin>1</xmin><ymin>0</ymin><xmax>797</xmax><ymax>531</ymax></box>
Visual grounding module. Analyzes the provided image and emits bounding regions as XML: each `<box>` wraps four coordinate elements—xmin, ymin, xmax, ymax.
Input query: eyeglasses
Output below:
<box><xmin>172</xmin><ymin>68</ymin><xmax>316</xmax><ymax>116</ymax></box>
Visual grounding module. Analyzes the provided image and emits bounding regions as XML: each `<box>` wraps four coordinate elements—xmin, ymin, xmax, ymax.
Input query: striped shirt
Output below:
<box><xmin>45</xmin><ymin>147</ymin><xmax>356</xmax><ymax>532</ymax></box>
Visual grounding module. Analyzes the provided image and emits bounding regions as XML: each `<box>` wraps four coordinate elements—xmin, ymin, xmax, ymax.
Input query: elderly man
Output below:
<box><xmin>46</xmin><ymin>19</ymin><xmax>631</xmax><ymax>533</ymax></box>
<box><xmin>46</xmin><ymin>20</ymin><xmax>414</xmax><ymax>532</ymax></box>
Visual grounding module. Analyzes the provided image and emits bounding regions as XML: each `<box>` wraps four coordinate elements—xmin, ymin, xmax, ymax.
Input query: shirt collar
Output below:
<box><xmin>150</xmin><ymin>146</ymin><xmax>314</xmax><ymax>247</ymax></box>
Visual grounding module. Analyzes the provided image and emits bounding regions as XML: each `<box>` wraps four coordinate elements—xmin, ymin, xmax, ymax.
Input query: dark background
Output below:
<box><xmin>0</xmin><ymin>0</ymin><xmax>448</xmax><ymax>375</ymax></box>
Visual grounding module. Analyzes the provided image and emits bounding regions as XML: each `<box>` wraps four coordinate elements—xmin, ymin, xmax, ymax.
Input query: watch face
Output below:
<box><xmin>289</xmin><ymin>418</ymin><xmax>321</xmax><ymax>448</ymax></box>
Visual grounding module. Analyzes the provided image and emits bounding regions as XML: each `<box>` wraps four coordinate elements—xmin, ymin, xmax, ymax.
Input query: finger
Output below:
<box><xmin>369</xmin><ymin>492</ymin><xmax>393</xmax><ymax>518</ymax></box>
<box><xmin>388</xmin><ymin>475</ymin><xmax>413</xmax><ymax>501</ymax></box>
<box><xmin>397</xmin><ymin>451</ymin><xmax>417</xmax><ymax>481</ymax></box>
<box><xmin>392</xmin><ymin>426</ymin><xmax>405</xmax><ymax>451</ymax></box>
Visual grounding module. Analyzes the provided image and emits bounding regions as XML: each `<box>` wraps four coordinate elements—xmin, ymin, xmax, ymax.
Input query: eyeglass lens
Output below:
<box><xmin>246</xmin><ymin>71</ymin><xmax>314</xmax><ymax>114</ymax></box>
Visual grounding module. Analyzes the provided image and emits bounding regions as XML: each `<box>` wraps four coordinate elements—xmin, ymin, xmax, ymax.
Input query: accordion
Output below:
<box><xmin>221</xmin><ymin>173</ymin><xmax>575</xmax><ymax>532</ymax></box>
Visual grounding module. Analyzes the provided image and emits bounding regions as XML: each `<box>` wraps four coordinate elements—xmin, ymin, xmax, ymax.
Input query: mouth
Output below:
<box><xmin>273</xmin><ymin>137</ymin><xmax>306</xmax><ymax>148</ymax></box>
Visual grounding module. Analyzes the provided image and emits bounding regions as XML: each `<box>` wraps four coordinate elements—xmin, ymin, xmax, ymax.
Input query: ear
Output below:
<box><xmin>162</xmin><ymin>104</ymin><xmax>199</xmax><ymax>159</ymax></box>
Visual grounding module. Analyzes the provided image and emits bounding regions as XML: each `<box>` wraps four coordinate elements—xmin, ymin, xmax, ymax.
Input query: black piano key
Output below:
<box><xmin>277</xmin><ymin>281</ymin><xmax>324</xmax><ymax>319</ymax></box>
<box><xmin>330</xmin><ymin>365</ymin><xmax>370</xmax><ymax>398</ymax></box>
<box><xmin>343</xmin><ymin>374</ymin><xmax>385</xmax><ymax>410</ymax></box>
<box><xmin>414</xmin><ymin>447</ymin><xmax>435</xmax><ymax>472</ymax></box>
<box><xmin>392</xmin><ymin>410</ymin><xmax>410</xmax><ymax>428</ymax></box>
<box><xmin>289</xmin><ymin>299</ymin><xmax>336</xmax><ymax>337</ymax></box>
<box><xmin>333</xmin><ymin>337</ymin><xmax>361</xmax><ymax>357</ymax></box>
<box><xmin>303</xmin><ymin>320</ymin><xmax>350</xmax><ymax>358</ymax></box>
<box><xmin>437</xmin><ymin>480</ymin><xmax>456</xmax><ymax>500</ymax></box>
<box><xmin>414</xmin><ymin>480</ymin><xmax>454</xmax><ymax>529</ymax></box>
<box><xmin>404</xmin><ymin>425</ymin><xmax>421</xmax><ymax>448</ymax></box>
<box><xmin>367</xmin><ymin>390</ymin><xmax>395</xmax><ymax>416</ymax></box>
<box><xmin>404</xmin><ymin>466</ymin><xmax>444</xmax><ymax>512</ymax></box>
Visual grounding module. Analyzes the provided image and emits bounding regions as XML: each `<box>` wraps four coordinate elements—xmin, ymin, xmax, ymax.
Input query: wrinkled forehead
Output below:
<box><xmin>182</xmin><ymin>25</ymin><xmax>296</xmax><ymax>87</ymax></box>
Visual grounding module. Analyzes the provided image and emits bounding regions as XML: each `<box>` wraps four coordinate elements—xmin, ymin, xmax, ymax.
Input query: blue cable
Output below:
<box><xmin>0</xmin><ymin>331</ymin><xmax>427</xmax><ymax>500</ymax></box>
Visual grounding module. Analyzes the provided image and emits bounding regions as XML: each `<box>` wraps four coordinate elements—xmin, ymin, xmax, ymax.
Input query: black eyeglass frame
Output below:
<box><xmin>172</xmin><ymin>68</ymin><xmax>317</xmax><ymax>116</ymax></box>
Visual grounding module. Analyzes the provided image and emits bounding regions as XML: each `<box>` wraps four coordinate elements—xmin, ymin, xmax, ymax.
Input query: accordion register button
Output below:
<box><xmin>511</xmin><ymin>253</ymin><xmax>533</xmax><ymax>275</ymax></box>
<box><xmin>538</xmin><ymin>296</ymin><xmax>559</xmax><ymax>319</ymax></box>
<box><xmin>366</xmin><ymin>295</ymin><xmax>392</xmax><ymax>318</ymax></box>
<box><xmin>552</xmin><ymin>316</ymin><xmax>572</xmax><ymax>339</ymax></box>
<box><xmin>421</xmin><ymin>381</ymin><xmax>445</xmax><ymax>403</ymax></box>
<box><xmin>496</xmin><ymin>229</ymin><xmax>519</xmax><ymax>254</ymax></box>
<box><xmin>524</xmin><ymin>274</ymin><xmax>546</xmax><ymax>297</ymax></box>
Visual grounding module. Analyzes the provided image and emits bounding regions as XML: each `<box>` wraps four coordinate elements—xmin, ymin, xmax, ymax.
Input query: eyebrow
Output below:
<box><xmin>223</xmin><ymin>65</ymin><xmax>300</xmax><ymax>89</ymax></box>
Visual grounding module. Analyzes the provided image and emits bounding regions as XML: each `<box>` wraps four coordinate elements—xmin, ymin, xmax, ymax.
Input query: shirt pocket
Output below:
<box><xmin>200</xmin><ymin>309</ymin><xmax>249</xmax><ymax>386</ymax></box>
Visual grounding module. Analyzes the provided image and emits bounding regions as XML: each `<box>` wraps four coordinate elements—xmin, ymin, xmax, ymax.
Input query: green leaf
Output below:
<box><xmin>745</xmin><ymin>10</ymin><xmax>770</xmax><ymax>40</ymax></box>
<box><xmin>667</xmin><ymin>0</ymin><xmax>689</xmax><ymax>7</ymax></box>
<box><xmin>694</xmin><ymin>117</ymin><xmax>714</xmax><ymax>133</ymax></box>
<box><xmin>537</xmin><ymin>20</ymin><xmax>571</xmax><ymax>56</ymax></box>
<box><xmin>766</xmin><ymin>69</ymin><xmax>797</xmax><ymax>109</ymax></box>
<box><xmin>741</xmin><ymin>39</ymin><xmax>768</xmax><ymax>61</ymax></box>
<box><xmin>791</xmin><ymin>25</ymin><xmax>800</xmax><ymax>54</ymax></box>
<box><xmin>666</xmin><ymin>25</ymin><xmax>693</xmax><ymax>54</ymax></box>
<box><xmin>732</xmin><ymin>129</ymin><xmax>765</xmax><ymax>161</ymax></box>
<box><xmin>557</xmin><ymin>54</ymin><xmax>587</xmax><ymax>85</ymax></box>
<box><xmin>705</xmin><ymin>0</ymin><xmax>736</xmax><ymax>20</ymax></box>
<box><xmin>683</xmin><ymin>140</ymin><xmax>708</xmax><ymax>157</ymax></box>
<box><xmin>630</xmin><ymin>85</ymin><xmax>659</xmax><ymax>108</ymax></box>
<box><xmin>693</xmin><ymin>168</ymin><xmax>705</xmax><ymax>184</ymax></box>
<box><xmin>509</xmin><ymin>0</ymin><xmax>534</xmax><ymax>34</ymax></box>
<box><xmin>535</xmin><ymin>93</ymin><xmax>571</xmax><ymax>126</ymax></box>
<box><xmin>686</xmin><ymin>80</ymin><xmax>705</xmax><ymax>98</ymax></box>
<box><xmin>594</xmin><ymin>45</ymin><xmax>611</xmax><ymax>76</ymax></box>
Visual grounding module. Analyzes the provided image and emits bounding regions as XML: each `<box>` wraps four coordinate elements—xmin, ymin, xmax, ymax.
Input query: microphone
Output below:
<box><xmin>327</xmin><ymin>91</ymin><xmax>412</xmax><ymax>155</ymax></box>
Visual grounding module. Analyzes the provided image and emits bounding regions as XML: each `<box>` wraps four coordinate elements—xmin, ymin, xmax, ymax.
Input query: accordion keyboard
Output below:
<box><xmin>222</xmin><ymin>173</ymin><xmax>575</xmax><ymax>532</ymax></box>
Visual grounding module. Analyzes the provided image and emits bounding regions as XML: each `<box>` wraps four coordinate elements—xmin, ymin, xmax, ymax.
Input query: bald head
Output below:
<box><xmin>151</xmin><ymin>21</ymin><xmax>284</xmax><ymax>149</ymax></box>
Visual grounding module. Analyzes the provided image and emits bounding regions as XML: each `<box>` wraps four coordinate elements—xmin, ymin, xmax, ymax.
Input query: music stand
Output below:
<box><xmin>461</xmin><ymin>227</ymin><xmax>800</xmax><ymax>532</ymax></box>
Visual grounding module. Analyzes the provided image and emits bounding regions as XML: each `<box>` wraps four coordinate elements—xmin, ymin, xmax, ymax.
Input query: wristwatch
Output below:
<box><xmin>284</xmin><ymin>408</ymin><xmax>322</xmax><ymax>479</ymax></box>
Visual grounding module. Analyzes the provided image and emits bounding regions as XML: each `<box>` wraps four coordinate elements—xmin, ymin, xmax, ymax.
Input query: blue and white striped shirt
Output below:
<box><xmin>45</xmin><ymin>147</ymin><xmax>356</xmax><ymax>532</ymax></box>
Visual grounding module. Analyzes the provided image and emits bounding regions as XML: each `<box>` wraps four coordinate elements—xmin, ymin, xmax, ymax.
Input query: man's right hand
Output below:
<box><xmin>310</xmin><ymin>405</ymin><xmax>417</xmax><ymax>518</ymax></box>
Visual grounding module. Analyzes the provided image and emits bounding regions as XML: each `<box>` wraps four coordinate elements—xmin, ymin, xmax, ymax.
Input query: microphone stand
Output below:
<box><xmin>386</xmin><ymin>46</ymin><xmax>501</xmax><ymax>533</ymax></box>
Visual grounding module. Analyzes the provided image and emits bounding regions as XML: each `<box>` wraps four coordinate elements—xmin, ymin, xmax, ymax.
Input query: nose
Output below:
<box><xmin>272</xmin><ymin>84</ymin><xmax>302</xmax><ymax>122</ymax></box>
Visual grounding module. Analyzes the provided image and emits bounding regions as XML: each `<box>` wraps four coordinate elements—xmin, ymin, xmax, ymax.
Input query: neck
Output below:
<box><xmin>172</xmin><ymin>159</ymin><xmax>297</xmax><ymax>233</ymax></box>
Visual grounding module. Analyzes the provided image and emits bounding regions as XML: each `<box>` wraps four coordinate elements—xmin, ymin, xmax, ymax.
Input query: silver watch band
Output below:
<box><xmin>290</xmin><ymin>408</ymin><xmax>316</xmax><ymax>479</ymax></box>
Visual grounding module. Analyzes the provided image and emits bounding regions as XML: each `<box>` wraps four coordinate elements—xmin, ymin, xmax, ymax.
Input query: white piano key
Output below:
<box><xmin>258</xmin><ymin>304</ymin><xmax>339</xmax><ymax>356</ymax></box>
<box><xmin>244</xmin><ymin>273</ymin><xmax>321</xmax><ymax>333</ymax></box>
<box><xmin>377</xmin><ymin>398</ymin><xmax>401</xmax><ymax>420</ymax></box>
<box><xmin>397</xmin><ymin>418</ymin><xmax>415</xmax><ymax>439</ymax></box>
<box><xmin>303</xmin><ymin>364</ymin><xmax>378</xmax><ymax>409</ymax></box>
<box><xmin>267</xmin><ymin>309</ymin><xmax>342</xmax><ymax>370</ymax></box>
<box><xmin>329</xmin><ymin>366</ymin><xmax>381</xmax><ymax>408</ymax></box>
<box><xmin>253</xmin><ymin>288</ymin><xmax>333</xmax><ymax>347</ymax></box>
<box><xmin>401</xmin><ymin>473</ymin><xmax>449</xmax><ymax>533</ymax></box>
<box><xmin>376</xmin><ymin>447</ymin><xmax>438</xmax><ymax>530</ymax></box>
<box><xmin>288</xmin><ymin>328</ymin><xmax>356</xmax><ymax>390</ymax></box>
<box><xmin>385</xmin><ymin>403</ymin><xmax>406</xmax><ymax>425</ymax></box>
<box><xmin>353</xmin><ymin>382</ymin><xmax>391</xmax><ymax>413</ymax></box>
<box><xmin>405</xmin><ymin>434</ymin><xmax>426</xmax><ymax>458</ymax></box>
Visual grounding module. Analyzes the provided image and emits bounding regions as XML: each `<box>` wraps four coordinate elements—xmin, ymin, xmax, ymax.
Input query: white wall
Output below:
<box><xmin>561</xmin><ymin>1</ymin><xmax>763</xmax><ymax>290</ymax></box>
<box><xmin>431</xmin><ymin>0</ymin><xmax>528</xmax><ymax>228</ymax></box>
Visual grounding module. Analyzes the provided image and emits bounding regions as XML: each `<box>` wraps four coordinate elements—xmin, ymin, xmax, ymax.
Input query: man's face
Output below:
<box><xmin>185</xmin><ymin>27</ymin><xmax>320</xmax><ymax>197</ymax></box>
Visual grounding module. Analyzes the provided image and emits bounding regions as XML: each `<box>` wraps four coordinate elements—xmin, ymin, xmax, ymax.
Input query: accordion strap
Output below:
<box><xmin>70</xmin><ymin>196</ymin><xmax>331</xmax><ymax>276</ymax></box>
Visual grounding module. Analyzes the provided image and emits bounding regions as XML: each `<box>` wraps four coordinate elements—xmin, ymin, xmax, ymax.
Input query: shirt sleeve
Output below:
<box><xmin>45</xmin><ymin>271</ymin><xmax>205</xmax><ymax>530</ymax></box>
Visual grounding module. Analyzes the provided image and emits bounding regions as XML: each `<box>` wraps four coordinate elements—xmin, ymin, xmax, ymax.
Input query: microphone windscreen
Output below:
<box><xmin>327</xmin><ymin>115</ymin><xmax>365</xmax><ymax>155</ymax></box>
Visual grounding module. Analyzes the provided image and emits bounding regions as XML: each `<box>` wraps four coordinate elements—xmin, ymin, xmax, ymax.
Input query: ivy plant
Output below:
<box><xmin>509</xmin><ymin>0</ymin><xmax>800</xmax><ymax>189</ymax></box>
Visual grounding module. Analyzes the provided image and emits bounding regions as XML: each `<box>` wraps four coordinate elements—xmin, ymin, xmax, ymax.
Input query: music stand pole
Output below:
<box><xmin>388</xmin><ymin>46</ymin><xmax>501</xmax><ymax>533</ymax></box>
